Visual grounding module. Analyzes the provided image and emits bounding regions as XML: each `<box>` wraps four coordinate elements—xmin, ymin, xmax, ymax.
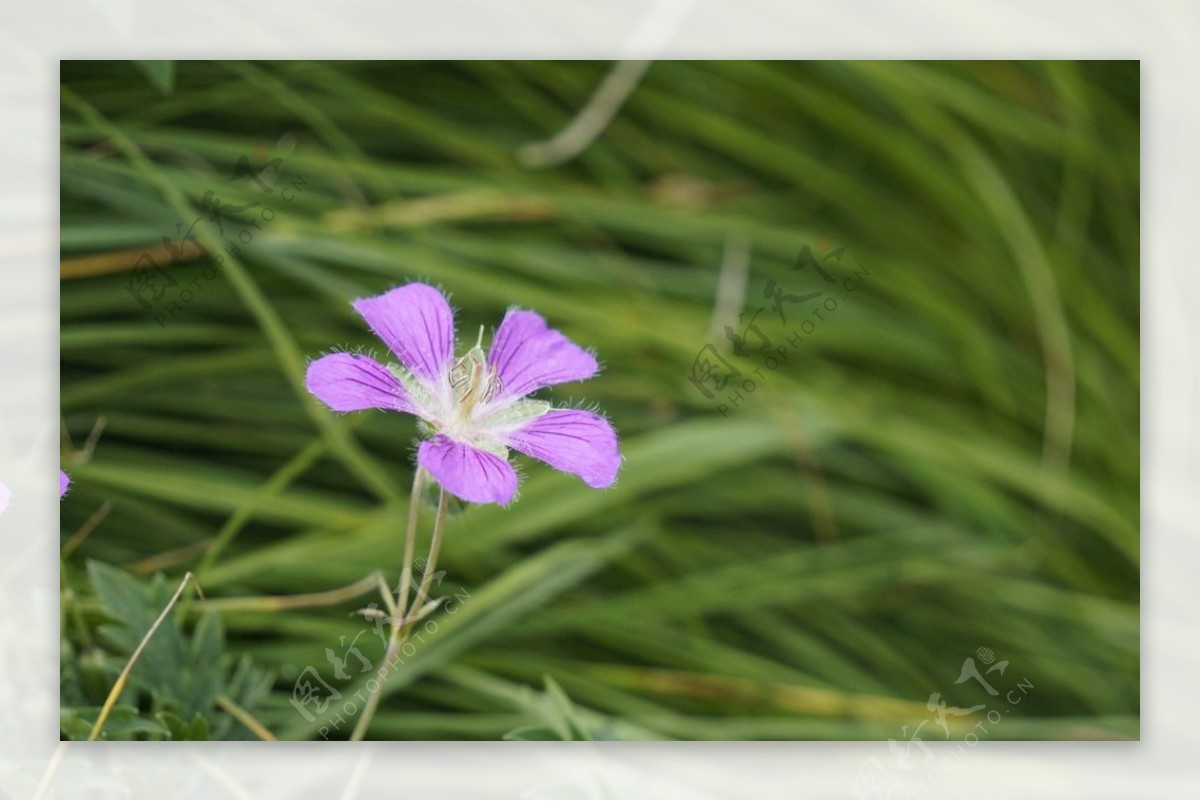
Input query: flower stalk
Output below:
<box><xmin>393</xmin><ymin>467</ymin><xmax>427</xmax><ymax>626</ymax></box>
<box><xmin>350</xmin><ymin>473</ymin><xmax>448</xmax><ymax>741</ymax></box>
<box><xmin>305</xmin><ymin>282</ymin><xmax>622</xmax><ymax>739</ymax></box>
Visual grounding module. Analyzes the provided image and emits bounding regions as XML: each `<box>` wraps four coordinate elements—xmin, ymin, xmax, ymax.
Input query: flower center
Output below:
<box><xmin>448</xmin><ymin>343</ymin><xmax>503</xmax><ymax>417</ymax></box>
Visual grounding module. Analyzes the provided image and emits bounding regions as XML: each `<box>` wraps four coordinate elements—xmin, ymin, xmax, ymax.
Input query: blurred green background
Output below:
<box><xmin>59</xmin><ymin>60</ymin><xmax>1138</xmax><ymax>741</ymax></box>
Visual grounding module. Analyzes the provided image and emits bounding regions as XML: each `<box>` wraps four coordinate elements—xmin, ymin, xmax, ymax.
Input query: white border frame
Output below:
<box><xmin>1</xmin><ymin>0</ymin><xmax>1192</xmax><ymax>797</ymax></box>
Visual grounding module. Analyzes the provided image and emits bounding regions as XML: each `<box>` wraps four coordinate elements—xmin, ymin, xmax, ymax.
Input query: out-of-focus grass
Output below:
<box><xmin>58</xmin><ymin>60</ymin><xmax>1138</xmax><ymax>741</ymax></box>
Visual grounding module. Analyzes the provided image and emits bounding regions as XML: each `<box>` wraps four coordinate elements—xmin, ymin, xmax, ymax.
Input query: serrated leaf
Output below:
<box><xmin>159</xmin><ymin>711</ymin><xmax>210</xmax><ymax>741</ymax></box>
<box><xmin>87</xmin><ymin>561</ymin><xmax>189</xmax><ymax>699</ymax></box>
<box><xmin>61</xmin><ymin>705</ymin><xmax>170</xmax><ymax>741</ymax></box>
<box><xmin>180</xmin><ymin>611</ymin><xmax>224</xmax><ymax>717</ymax></box>
<box><xmin>59</xmin><ymin>708</ymin><xmax>93</xmax><ymax>741</ymax></box>
<box><xmin>213</xmin><ymin>655</ymin><xmax>275</xmax><ymax>740</ymax></box>
<box><xmin>190</xmin><ymin>611</ymin><xmax>225</xmax><ymax>665</ymax></box>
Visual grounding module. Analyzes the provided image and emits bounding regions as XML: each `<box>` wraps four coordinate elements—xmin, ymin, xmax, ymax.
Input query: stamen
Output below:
<box><xmin>449</xmin><ymin>355</ymin><xmax>471</xmax><ymax>398</ymax></box>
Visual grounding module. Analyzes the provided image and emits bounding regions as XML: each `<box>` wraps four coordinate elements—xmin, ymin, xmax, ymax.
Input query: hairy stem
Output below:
<box><xmin>393</xmin><ymin>468</ymin><xmax>426</xmax><ymax>624</ymax></box>
<box><xmin>350</xmin><ymin>481</ymin><xmax>448</xmax><ymax>741</ymax></box>
<box><xmin>415</xmin><ymin>488</ymin><xmax>449</xmax><ymax>607</ymax></box>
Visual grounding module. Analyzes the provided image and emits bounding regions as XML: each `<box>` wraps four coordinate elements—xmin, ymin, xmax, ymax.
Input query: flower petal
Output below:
<box><xmin>505</xmin><ymin>409</ymin><xmax>620</xmax><ymax>489</ymax></box>
<box><xmin>60</xmin><ymin>470</ymin><xmax>70</xmax><ymax>498</ymax></box>
<box><xmin>306</xmin><ymin>353</ymin><xmax>416</xmax><ymax>413</ymax></box>
<box><xmin>418</xmin><ymin>435</ymin><xmax>518</xmax><ymax>505</ymax></box>
<box><xmin>352</xmin><ymin>284</ymin><xmax>455</xmax><ymax>383</ymax></box>
<box><xmin>486</xmin><ymin>310</ymin><xmax>597</xmax><ymax>401</ymax></box>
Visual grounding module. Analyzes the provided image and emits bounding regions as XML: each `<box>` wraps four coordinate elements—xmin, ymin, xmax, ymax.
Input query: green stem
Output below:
<box><xmin>393</xmin><ymin>468</ymin><xmax>426</xmax><ymax>624</ymax></box>
<box><xmin>350</xmin><ymin>483</ymin><xmax>449</xmax><ymax>741</ymax></box>
<box><xmin>415</xmin><ymin>488</ymin><xmax>449</xmax><ymax>607</ymax></box>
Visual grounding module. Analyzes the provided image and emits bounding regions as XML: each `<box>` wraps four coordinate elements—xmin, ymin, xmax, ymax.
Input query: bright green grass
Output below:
<box><xmin>59</xmin><ymin>60</ymin><xmax>1138</xmax><ymax>741</ymax></box>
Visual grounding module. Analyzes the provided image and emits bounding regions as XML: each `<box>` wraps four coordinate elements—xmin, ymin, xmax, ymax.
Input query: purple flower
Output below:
<box><xmin>60</xmin><ymin>470</ymin><xmax>70</xmax><ymax>498</ymax></box>
<box><xmin>305</xmin><ymin>283</ymin><xmax>621</xmax><ymax>505</ymax></box>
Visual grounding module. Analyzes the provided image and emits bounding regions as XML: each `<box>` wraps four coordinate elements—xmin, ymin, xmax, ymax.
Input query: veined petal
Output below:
<box><xmin>505</xmin><ymin>409</ymin><xmax>620</xmax><ymax>489</ymax></box>
<box><xmin>306</xmin><ymin>353</ymin><xmax>416</xmax><ymax>413</ymax></box>
<box><xmin>352</xmin><ymin>284</ymin><xmax>455</xmax><ymax>384</ymax></box>
<box><xmin>486</xmin><ymin>310</ymin><xmax>597</xmax><ymax>401</ymax></box>
<box><xmin>418</xmin><ymin>435</ymin><xmax>518</xmax><ymax>505</ymax></box>
<box><xmin>60</xmin><ymin>470</ymin><xmax>70</xmax><ymax>498</ymax></box>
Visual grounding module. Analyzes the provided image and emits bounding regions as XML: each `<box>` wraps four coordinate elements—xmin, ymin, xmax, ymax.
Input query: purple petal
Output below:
<box><xmin>0</xmin><ymin>480</ymin><xmax>10</xmax><ymax>514</ymax></box>
<box><xmin>306</xmin><ymin>353</ymin><xmax>416</xmax><ymax>413</ymax></box>
<box><xmin>352</xmin><ymin>284</ymin><xmax>455</xmax><ymax>383</ymax></box>
<box><xmin>60</xmin><ymin>470</ymin><xmax>70</xmax><ymax>498</ymax></box>
<box><xmin>418</xmin><ymin>435</ymin><xmax>518</xmax><ymax>506</ymax></box>
<box><xmin>505</xmin><ymin>409</ymin><xmax>620</xmax><ymax>489</ymax></box>
<box><xmin>487</xmin><ymin>310</ymin><xmax>597</xmax><ymax>400</ymax></box>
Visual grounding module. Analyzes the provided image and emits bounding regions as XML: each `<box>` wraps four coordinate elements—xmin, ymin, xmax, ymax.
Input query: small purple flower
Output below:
<box><xmin>305</xmin><ymin>283</ymin><xmax>621</xmax><ymax>505</ymax></box>
<box><xmin>60</xmin><ymin>470</ymin><xmax>70</xmax><ymax>498</ymax></box>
